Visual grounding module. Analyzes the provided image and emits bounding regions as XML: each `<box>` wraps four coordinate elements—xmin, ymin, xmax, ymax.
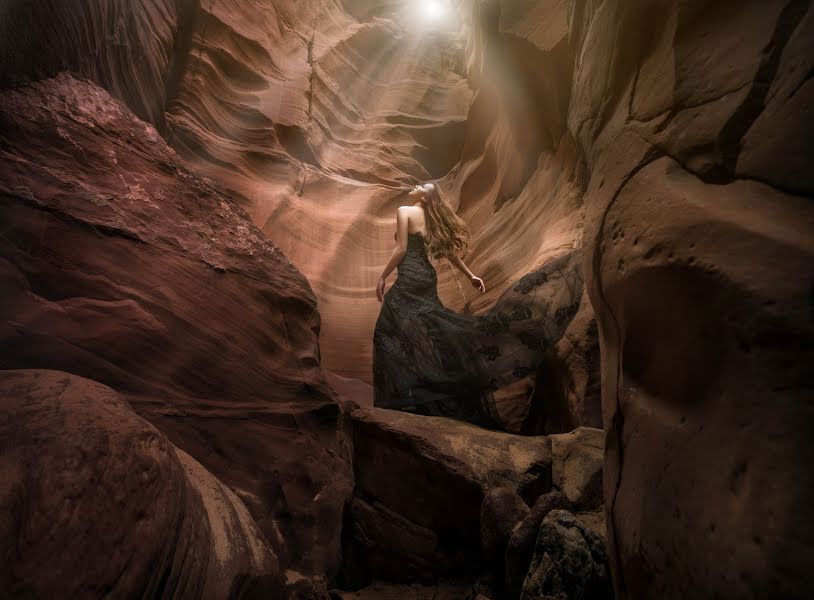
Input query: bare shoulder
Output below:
<box><xmin>396</xmin><ymin>205</ymin><xmax>419</xmax><ymax>221</ymax></box>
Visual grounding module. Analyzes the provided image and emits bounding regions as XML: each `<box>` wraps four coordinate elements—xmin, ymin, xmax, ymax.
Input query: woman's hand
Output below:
<box><xmin>470</xmin><ymin>275</ymin><xmax>486</xmax><ymax>293</ymax></box>
<box><xmin>376</xmin><ymin>276</ymin><xmax>386</xmax><ymax>302</ymax></box>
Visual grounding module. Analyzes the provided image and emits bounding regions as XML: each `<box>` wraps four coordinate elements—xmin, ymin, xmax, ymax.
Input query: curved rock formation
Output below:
<box><xmin>568</xmin><ymin>0</ymin><xmax>814</xmax><ymax>597</ymax></box>
<box><xmin>0</xmin><ymin>369</ymin><xmax>284</xmax><ymax>599</ymax></box>
<box><xmin>0</xmin><ymin>0</ymin><xmax>182</xmax><ymax>127</ymax></box>
<box><xmin>2</xmin><ymin>0</ymin><xmax>813</xmax><ymax>597</ymax></box>
<box><xmin>0</xmin><ymin>73</ymin><xmax>352</xmax><ymax>581</ymax></box>
<box><xmin>0</xmin><ymin>0</ymin><xmax>597</xmax><ymax>426</ymax></box>
<box><xmin>161</xmin><ymin>1</ymin><xmax>476</xmax><ymax>383</ymax></box>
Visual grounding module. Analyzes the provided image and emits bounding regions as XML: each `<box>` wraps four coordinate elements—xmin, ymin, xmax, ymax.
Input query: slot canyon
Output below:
<box><xmin>1</xmin><ymin>0</ymin><xmax>812</xmax><ymax>598</ymax></box>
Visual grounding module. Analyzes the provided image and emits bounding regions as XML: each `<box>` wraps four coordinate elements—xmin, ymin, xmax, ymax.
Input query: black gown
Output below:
<box><xmin>372</xmin><ymin>230</ymin><xmax>582</xmax><ymax>430</ymax></box>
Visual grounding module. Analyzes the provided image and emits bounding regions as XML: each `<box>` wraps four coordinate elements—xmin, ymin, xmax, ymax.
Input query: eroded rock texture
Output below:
<box><xmin>340</xmin><ymin>407</ymin><xmax>606</xmax><ymax>595</ymax></box>
<box><xmin>2</xmin><ymin>0</ymin><xmax>813</xmax><ymax>597</ymax></box>
<box><xmin>1</xmin><ymin>0</ymin><xmax>593</xmax><ymax>397</ymax></box>
<box><xmin>342</xmin><ymin>406</ymin><xmax>552</xmax><ymax>586</ymax></box>
<box><xmin>520</xmin><ymin>510</ymin><xmax>612</xmax><ymax>600</ymax></box>
<box><xmin>0</xmin><ymin>369</ymin><xmax>284</xmax><ymax>599</ymax></box>
<box><xmin>568</xmin><ymin>0</ymin><xmax>814</xmax><ymax>597</ymax></box>
<box><xmin>159</xmin><ymin>1</ymin><xmax>478</xmax><ymax>384</ymax></box>
<box><xmin>0</xmin><ymin>74</ymin><xmax>352</xmax><ymax>583</ymax></box>
<box><xmin>0</xmin><ymin>0</ymin><xmax>183</xmax><ymax>127</ymax></box>
<box><xmin>0</xmin><ymin>0</ymin><xmax>599</xmax><ymax>429</ymax></box>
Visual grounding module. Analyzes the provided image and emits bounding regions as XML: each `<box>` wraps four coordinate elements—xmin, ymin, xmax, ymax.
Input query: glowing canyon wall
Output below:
<box><xmin>2</xmin><ymin>0</ymin><xmax>591</xmax><ymax>390</ymax></box>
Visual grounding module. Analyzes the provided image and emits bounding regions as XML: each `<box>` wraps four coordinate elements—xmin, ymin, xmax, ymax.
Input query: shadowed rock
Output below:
<box><xmin>0</xmin><ymin>73</ymin><xmax>353</xmax><ymax>582</ymax></box>
<box><xmin>0</xmin><ymin>369</ymin><xmax>284</xmax><ymax>599</ymax></box>
<box><xmin>520</xmin><ymin>510</ymin><xmax>612</xmax><ymax>600</ymax></box>
<box><xmin>505</xmin><ymin>492</ymin><xmax>571</xmax><ymax>599</ymax></box>
<box><xmin>549</xmin><ymin>427</ymin><xmax>604</xmax><ymax>511</ymax></box>
<box><xmin>341</xmin><ymin>407</ymin><xmax>552</xmax><ymax>586</ymax></box>
<box><xmin>481</xmin><ymin>487</ymin><xmax>531</xmax><ymax>561</ymax></box>
<box><xmin>573</xmin><ymin>1</ymin><xmax>814</xmax><ymax>596</ymax></box>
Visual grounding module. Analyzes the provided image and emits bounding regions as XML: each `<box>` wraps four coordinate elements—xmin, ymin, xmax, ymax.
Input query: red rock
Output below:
<box><xmin>2</xmin><ymin>0</ymin><xmax>811</xmax><ymax>596</ymax></box>
<box><xmin>571</xmin><ymin>1</ymin><xmax>814</xmax><ymax>597</ymax></box>
<box><xmin>0</xmin><ymin>0</ymin><xmax>181</xmax><ymax>126</ymax></box>
<box><xmin>0</xmin><ymin>369</ymin><xmax>285</xmax><ymax>599</ymax></box>
<box><xmin>0</xmin><ymin>73</ymin><xmax>353</xmax><ymax>581</ymax></box>
<box><xmin>342</xmin><ymin>406</ymin><xmax>552</xmax><ymax>585</ymax></box>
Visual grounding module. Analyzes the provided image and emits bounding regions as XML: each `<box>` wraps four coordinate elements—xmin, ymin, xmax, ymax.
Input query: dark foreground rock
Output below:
<box><xmin>340</xmin><ymin>407</ymin><xmax>608</xmax><ymax>597</ymax></box>
<box><xmin>520</xmin><ymin>510</ymin><xmax>612</xmax><ymax>600</ymax></box>
<box><xmin>341</xmin><ymin>407</ymin><xmax>553</xmax><ymax>586</ymax></box>
<box><xmin>0</xmin><ymin>73</ymin><xmax>353</xmax><ymax>582</ymax></box>
<box><xmin>0</xmin><ymin>369</ymin><xmax>285</xmax><ymax>599</ymax></box>
<box><xmin>329</xmin><ymin>579</ymin><xmax>475</xmax><ymax>600</ymax></box>
<box><xmin>505</xmin><ymin>427</ymin><xmax>605</xmax><ymax>599</ymax></box>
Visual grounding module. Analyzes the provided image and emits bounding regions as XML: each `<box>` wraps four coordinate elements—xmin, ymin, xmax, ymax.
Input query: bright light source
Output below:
<box><xmin>422</xmin><ymin>1</ymin><xmax>447</xmax><ymax>21</ymax></box>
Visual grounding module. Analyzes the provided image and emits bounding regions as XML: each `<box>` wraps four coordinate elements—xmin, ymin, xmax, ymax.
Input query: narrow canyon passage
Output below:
<box><xmin>1</xmin><ymin>1</ymin><xmax>812</xmax><ymax>599</ymax></box>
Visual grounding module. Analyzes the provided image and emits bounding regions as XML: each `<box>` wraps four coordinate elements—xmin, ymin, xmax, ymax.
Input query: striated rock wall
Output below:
<box><xmin>0</xmin><ymin>0</ymin><xmax>187</xmax><ymax>127</ymax></box>
<box><xmin>0</xmin><ymin>0</ymin><xmax>597</xmax><ymax>426</ymax></box>
<box><xmin>161</xmin><ymin>0</ymin><xmax>476</xmax><ymax>382</ymax></box>
<box><xmin>0</xmin><ymin>369</ymin><xmax>285</xmax><ymax>599</ymax></box>
<box><xmin>445</xmin><ymin>0</ymin><xmax>598</xmax><ymax>431</ymax></box>
<box><xmin>0</xmin><ymin>74</ymin><xmax>353</xmax><ymax>583</ymax></box>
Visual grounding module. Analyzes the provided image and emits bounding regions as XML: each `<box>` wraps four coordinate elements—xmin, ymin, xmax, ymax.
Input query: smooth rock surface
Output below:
<box><xmin>0</xmin><ymin>369</ymin><xmax>284</xmax><ymax>599</ymax></box>
<box><xmin>342</xmin><ymin>406</ymin><xmax>553</xmax><ymax>584</ymax></box>
<box><xmin>571</xmin><ymin>0</ymin><xmax>814</xmax><ymax>597</ymax></box>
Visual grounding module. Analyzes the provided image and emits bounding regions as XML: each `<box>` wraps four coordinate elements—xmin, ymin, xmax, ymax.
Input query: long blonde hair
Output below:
<box><xmin>421</xmin><ymin>182</ymin><xmax>471</xmax><ymax>260</ymax></box>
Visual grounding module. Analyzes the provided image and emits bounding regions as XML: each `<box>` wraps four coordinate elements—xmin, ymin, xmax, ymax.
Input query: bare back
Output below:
<box><xmin>402</xmin><ymin>205</ymin><xmax>428</xmax><ymax>237</ymax></box>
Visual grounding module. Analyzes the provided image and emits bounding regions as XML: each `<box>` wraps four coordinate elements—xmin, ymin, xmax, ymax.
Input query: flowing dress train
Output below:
<box><xmin>373</xmin><ymin>231</ymin><xmax>581</xmax><ymax>430</ymax></box>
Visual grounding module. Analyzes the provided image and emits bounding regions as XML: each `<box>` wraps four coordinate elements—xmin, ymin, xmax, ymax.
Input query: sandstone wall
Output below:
<box><xmin>563</xmin><ymin>0</ymin><xmax>814</xmax><ymax>596</ymax></box>
<box><xmin>0</xmin><ymin>74</ymin><xmax>353</xmax><ymax>583</ymax></box>
<box><xmin>2</xmin><ymin>0</ymin><xmax>812</xmax><ymax>596</ymax></box>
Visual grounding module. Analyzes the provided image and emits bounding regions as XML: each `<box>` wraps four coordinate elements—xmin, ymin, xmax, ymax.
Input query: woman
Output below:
<box><xmin>372</xmin><ymin>181</ymin><xmax>553</xmax><ymax>429</ymax></box>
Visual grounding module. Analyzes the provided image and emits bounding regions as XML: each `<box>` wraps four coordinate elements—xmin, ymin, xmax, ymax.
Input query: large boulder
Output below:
<box><xmin>0</xmin><ymin>369</ymin><xmax>284</xmax><ymax>599</ymax></box>
<box><xmin>341</xmin><ymin>407</ymin><xmax>553</xmax><ymax>586</ymax></box>
<box><xmin>505</xmin><ymin>426</ymin><xmax>605</xmax><ymax>599</ymax></box>
<box><xmin>520</xmin><ymin>510</ymin><xmax>612</xmax><ymax>600</ymax></box>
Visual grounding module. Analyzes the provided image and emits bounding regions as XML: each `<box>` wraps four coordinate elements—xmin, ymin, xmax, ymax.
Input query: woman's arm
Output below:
<box><xmin>376</xmin><ymin>207</ymin><xmax>410</xmax><ymax>302</ymax></box>
<box><xmin>447</xmin><ymin>252</ymin><xmax>486</xmax><ymax>293</ymax></box>
<box><xmin>447</xmin><ymin>253</ymin><xmax>474</xmax><ymax>278</ymax></box>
